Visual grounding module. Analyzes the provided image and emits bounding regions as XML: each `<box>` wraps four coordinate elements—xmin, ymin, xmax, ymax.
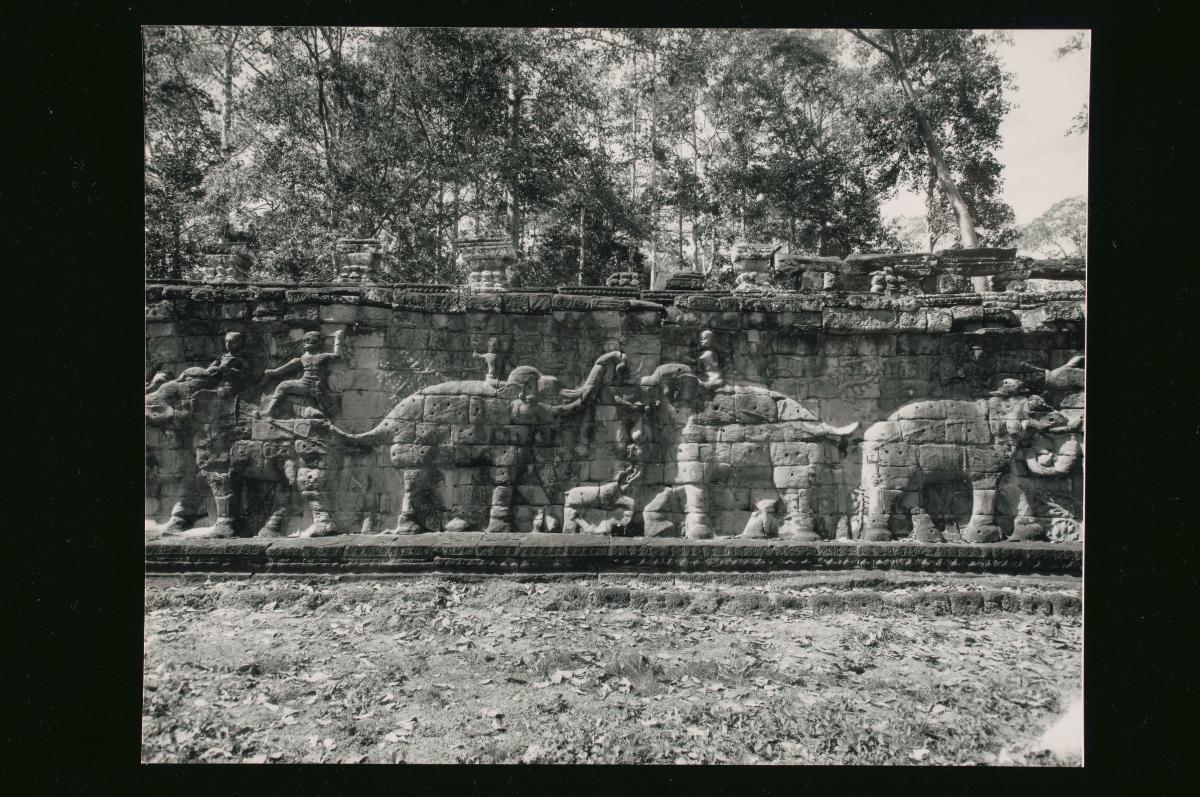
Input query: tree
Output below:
<box><xmin>143</xmin><ymin>26</ymin><xmax>225</xmax><ymax>279</ymax></box>
<box><xmin>1018</xmin><ymin>196</ymin><xmax>1086</xmax><ymax>258</ymax></box>
<box><xmin>1055</xmin><ymin>32</ymin><xmax>1089</xmax><ymax>136</ymax></box>
<box><xmin>847</xmin><ymin>29</ymin><xmax>1014</xmax><ymax>256</ymax></box>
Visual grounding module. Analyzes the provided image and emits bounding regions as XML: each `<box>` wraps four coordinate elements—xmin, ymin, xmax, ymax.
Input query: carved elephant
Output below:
<box><xmin>227</xmin><ymin>414</ymin><xmax>343</xmax><ymax>538</ymax></box>
<box><xmin>859</xmin><ymin>390</ymin><xmax>1083</xmax><ymax>543</ymax></box>
<box><xmin>332</xmin><ymin>351</ymin><xmax>626</xmax><ymax>534</ymax></box>
<box><xmin>145</xmin><ymin>380</ymin><xmax>244</xmax><ymax>538</ymax></box>
<box><xmin>147</xmin><ymin>373</ymin><xmax>344</xmax><ymax>538</ymax></box>
<box><xmin>635</xmin><ymin>364</ymin><xmax>859</xmax><ymax>539</ymax></box>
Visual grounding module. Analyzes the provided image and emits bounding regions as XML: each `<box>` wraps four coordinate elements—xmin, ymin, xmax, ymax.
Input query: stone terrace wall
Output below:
<box><xmin>145</xmin><ymin>283</ymin><xmax>1084</xmax><ymax>541</ymax></box>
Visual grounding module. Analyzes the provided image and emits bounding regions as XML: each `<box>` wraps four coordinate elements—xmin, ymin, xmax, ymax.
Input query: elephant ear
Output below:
<box><xmin>668</xmin><ymin>373</ymin><xmax>704</xmax><ymax>403</ymax></box>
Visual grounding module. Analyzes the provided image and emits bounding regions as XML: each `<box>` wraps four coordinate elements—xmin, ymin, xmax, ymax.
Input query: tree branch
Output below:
<box><xmin>846</xmin><ymin>28</ymin><xmax>896</xmax><ymax>60</ymax></box>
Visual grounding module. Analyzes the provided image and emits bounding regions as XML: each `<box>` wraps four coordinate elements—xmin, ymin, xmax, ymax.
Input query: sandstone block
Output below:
<box><xmin>967</xmin><ymin>446</ymin><xmax>1010</xmax><ymax>474</ymax></box>
<box><xmin>917</xmin><ymin>444</ymin><xmax>965</xmax><ymax>471</ymax></box>
<box><xmin>773</xmin><ymin>465</ymin><xmax>814</xmax><ymax>488</ymax></box>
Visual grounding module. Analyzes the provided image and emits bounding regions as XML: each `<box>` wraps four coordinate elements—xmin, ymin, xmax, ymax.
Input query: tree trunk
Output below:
<box><xmin>678</xmin><ymin>206</ymin><xmax>684</xmax><ymax>265</ymax></box>
<box><xmin>310</xmin><ymin>28</ymin><xmax>338</xmax><ymax>232</ymax></box>
<box><xmin>577</xmin><ymin>205</ymin><xmax>586</xmax><ymax>286</ymax></box>
<box><xmin>925</xmin><ymin>174</ymin><xmax>938</xmax><ymax>252</ymax></box>
<box><xmin>886</xmin><ymin>36</ymin><xmax>977</xmax><ymax>249</ymax></box>
<box><xmin>691</xmin><ymin>89</ymin><xmax>701</xmax><ymax>271</ymax></box>
<box><xmin>219</xmin><ymin>29</ymin><xmax>238</xmax><ymax>155</ymax></box>
<box><xmin>630</xmin><ymin>51</ymin><xmax>639</xmax><ymax>203</ymax></box>
<box><xmin>648</xmin><ymin>47</ymin><xmax>659</xmax><ymax>290</ymax></box>
<box><xmin>170</xmin><ymin>212</ymin><xmax>182</xmax><ymax>280</ymax></box>
<box><xmin>506</xmin><ymin>62</ymin><xmax>523</xmax><ymax>254</ymax></box>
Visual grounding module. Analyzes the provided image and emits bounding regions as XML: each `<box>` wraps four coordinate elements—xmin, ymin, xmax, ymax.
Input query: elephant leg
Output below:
<box><xmin>180</xmin><ymin>462</ymin><xmax>236</xmax><ymax>539</ymax></box>
<box><xmin>1010</xmin><ymin>490</ymin><xmax>1046</xmax><ymax>541</ymax></box>
<box><xmin>964</xmin><ymin>473</ymin><xmax>1003</xmax><ymax>543</ymax></box>
<box><xmin>642</xmin><ymin>486</ymin><xmax>681</xmax><ymax>538</ymax></box>
<box><xmin>858</xmin><ymin>454</ymin><xmax>894</xmax><ymax>541</ymax></box>
<box><xmin>486</xmin><ymin>465</ymin><xmax>515</xmax><ymax>534</ymax></box>
<box><xmin>295</xmin><ymin>464</ymin><xmax>338</xmax><ymax>538</ymax></box>
<box><xmin>256</xmin><ymin>473</ymin><xmax>291</xmax><ymax>538</ymax></box>
<box><xmin>386</xmin><ymin>468</ymin><xmax>427</xmax><ymax>535</ymax></box>
<box><xmin>681</xmin><ymin>484</ymin><xmax>714</xmax><ymax>539</ymax></box>
<box><xmin>778</xmin><ymin>488</ymin><xmax>820</xmax><ymax>541</ymax></box>
<box><xmin>163</xmin><ymin>471</ymin><xmax>207</xmax><ymax>535</ymax></box>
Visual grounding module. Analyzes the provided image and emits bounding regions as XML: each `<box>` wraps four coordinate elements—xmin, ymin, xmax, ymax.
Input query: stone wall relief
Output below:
<box><xmin>858</xmin><ymin>356</ymin><xmax>1083</xmax><ymax>544</ymax></box>
<box><xmin>146</xmin><ymin>318</ymin><xmax>1083</xmax><ymax>545</ymax></box>
<box><xmin>329</xmin><ymin>351</ymin><xmax>628</xmax><ymax>534</ymax></box>
<box><xmin>146</xmin><ymin>327</ymin><xmax>355</xmax><ymax>539</ymax></box>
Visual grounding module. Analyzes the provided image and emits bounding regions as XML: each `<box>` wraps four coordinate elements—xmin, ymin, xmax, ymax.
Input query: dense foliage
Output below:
<box><xmin>1018</xmin><ymin>196</ymin><xmax>1086</xmax><ymax>258</ymax></box>
<box><xmin>143</xmin><ymin>27</ymin><xmax>1029</xmax><ymax>285</ymax></box>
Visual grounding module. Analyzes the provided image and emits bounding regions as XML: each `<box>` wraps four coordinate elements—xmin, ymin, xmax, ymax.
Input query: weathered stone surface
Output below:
<box><xmin>146</xmin><ymin>278</ymin><xmax>1083</xmax><ymax>553</ymax></box>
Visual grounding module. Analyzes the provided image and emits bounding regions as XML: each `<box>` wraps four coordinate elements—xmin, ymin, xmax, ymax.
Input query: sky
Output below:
<box><xmin>881</xmin><ymin>29</ymin><xmax>1090</xmax><ymax>226</ymax></box>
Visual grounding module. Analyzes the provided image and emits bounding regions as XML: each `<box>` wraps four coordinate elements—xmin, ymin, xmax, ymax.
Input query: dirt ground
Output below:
<box><xmin>142</xmin><ymin>574</ymin><xmax>1082</xmax><ymax>766</ymax></box>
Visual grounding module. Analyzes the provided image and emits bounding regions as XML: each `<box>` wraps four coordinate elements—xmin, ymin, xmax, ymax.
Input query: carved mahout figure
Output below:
<box><xmin>260</xmin><ymin>329</ymin><xmax>345</xmax><ymax>419</ymax></box>
<box><xmin>147</xmin><ymin>332</ymin><xmax>249</xmax><ymax>406</ymax></box>
<box><xmin>858</xmin><ymin>366</ymin><xmax>1084</xmax><ymax>544</ymax></box>
<box><xmin>331</xmin><ymin>351</ymin><xmax>628</xmax><ymax>534</ymax></box>
<box><xmin>146</xmin><ymin>329</ymin><xmax>352</xmax><ymax>539</ymax></box>
<box><xmin>472</xmin><ymin>336</ymin><xmax>504</xmax><ymax>384</ymax></box>
<box><xmin>696</xmin><ymin>329</ymin><xmax>725</xmax><ymax>392</ymax></box>
<box><xmin>145</xmin><ymin>332</ymin><xmax>251</xmax><ymax>537</ymax></box>
<box><xmin>739</xmin><ymin>498</ymin><xmax>782</xmax><ymax>539</ymax></box>
<box><xmin>636</xmin><ymin>363</ymin><xmax>859</xmax><ymax>540</ymax></box>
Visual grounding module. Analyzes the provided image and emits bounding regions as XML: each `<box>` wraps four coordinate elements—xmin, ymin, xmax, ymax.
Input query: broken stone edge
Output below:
<box><xmin>145</xmin><ymin>535</ymin><xmax>1081</xmax><ymax>575</ymax></box>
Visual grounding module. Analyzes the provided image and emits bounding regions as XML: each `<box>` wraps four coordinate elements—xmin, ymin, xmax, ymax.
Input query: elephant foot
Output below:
<box><xmin>161</xmin><ymin>515</ymin><xmax>194</xmax><ymax>536</ymax></box>
<box><xmin>685</xmin><ymin>515</ymin><xmax>714</xmax><ymax>540</ymax></box>
<box><xmin>384</xmin><ymin>517</ymin><xmax>425</xmax><ymax>535</ymax></box>
<box><xmin>1009</xmin><ymin>518</ymin><xmax>1046</xmax><ymax>542</ymax></box>
<box><xmin>912</xmin><ymin>517</ymin><xmax>944</xmax><ymax>543</ymax></box>
<box><xmin>178</xmin><ymin>519</ymin><xmax>236</xmax><ymax>539</ymax></box>
<box><xmin>486</xmin><ymin>518</ymin><xmax>515</xmax><ymax>534</ymax></box>
<box><xmin>860</xmin><ymin>518</ymin><xmax>893</xmax><ymax>542</ymax></box>
<box><xmin>257</xmin><ymin>520</ymin><xmax>287</xmax><ymax>538</ymax></box>
<box><xmin>641</xmin><ymin>513</ymin><xmax>679</xmax><ymax>538</ymax></box>
<box><xmin>298</xmin><ymin>522</ymin><xmax>338</xmax><ymax>538</ymax></box>
<box><xmin>443</xmin><ymin>517</ymin><xmax>471</xmax><ymax>533</ymax></box>
<box><xmin>780</xmin><ymin>514</ymin><xmax>821</xmax><ymax>541</ymax></box>
<box><xmin>963</xmin><ymin>519</ymin><xmax>1002</xmax><ymax>544</ymax></box>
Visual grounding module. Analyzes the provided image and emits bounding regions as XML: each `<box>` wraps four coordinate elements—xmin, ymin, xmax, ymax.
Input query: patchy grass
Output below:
<box><xmin>143</xmin><ymin>575</ymin><xmax>1081</xmax><ymax>765</ymax></box>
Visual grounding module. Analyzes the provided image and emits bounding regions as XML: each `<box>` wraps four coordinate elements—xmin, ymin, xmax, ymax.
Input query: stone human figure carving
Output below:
<box><xmin>943</xmin><ymin>343</ymin><xmax>995</xmax><ymax>395</ymax></box>
<box><xmin>472</xmin><ymin>336</ymin><xmax>502</xmax><ymax>383</ymax></box>
<box><xmin>174</xmin><ymin>328</ymin><xmax>248</xmax><ymax>396</ymax></box>
<box><xmin>260</xmin><ymin>329</ymin><xmax>345</xmax><ymax>418</ymax></box>
<box><xmin>566</xmin><ymin>495</ymin><xmax>635</xmax><ymax>536</ymax></box>
<box><xmin>159</xmin><ymin>332</ymin><xmax>248</xmax><ymax>397</ymax></box>
<box><xmin>145</xmin><ymin>370</ymin><xmax>174</xmax><ymax>394</ymax></box>
<box><xmin>696</xmin><ymin>329</ymin><xmax>725</xmax><ymax>392</ymax></box>
<box><xmin>740</xmin><ymin>498</ymin><xmax>782</xmax><ymax>539</ymax></box>
<box><xmin>531</xmin><ymin>507</ymin><xmax>560</xmax><ymax>534</ymax></box>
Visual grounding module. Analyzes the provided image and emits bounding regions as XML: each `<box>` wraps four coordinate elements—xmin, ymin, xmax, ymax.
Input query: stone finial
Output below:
<box><xmin>199</xmin><ymin>242</ymin><xmax>255</xmax><ymax>283</ymax></box>
<box><xmin>605</xmin><ymin>271</ymin><xmax>645</xmax><ymax>288</ymax></box>
<box><xmin>453</xmin><ymin>237</ymin><xmax>514</xmax><ymax>293</ymax></box>
<box><xmin>730</xmin><ymin>242</ymin><xmax>782</xmax><ymax>292</ymax></box>
<box><xmin>730</xmin><ymin>242</ymin><xmax>782</xmax><ymax>269</ymax></box>
<box><xmin>334</xmin><ymin>238</ymin><xmax>384</xmax><ymax>285</ymax></box>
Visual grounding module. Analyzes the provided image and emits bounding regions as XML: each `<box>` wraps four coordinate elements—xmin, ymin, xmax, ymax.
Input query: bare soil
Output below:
<box><xmin>142</xmin><ymin>574</ymin><xmax>1082</xmax><ymax>765</ymax></box>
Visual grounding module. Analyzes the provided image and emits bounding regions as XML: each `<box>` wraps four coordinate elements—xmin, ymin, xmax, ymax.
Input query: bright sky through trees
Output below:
<box><xmin>882</xmin><ymin>29</ymin><xmax>1089</xmax><ymax>226</ymax></box>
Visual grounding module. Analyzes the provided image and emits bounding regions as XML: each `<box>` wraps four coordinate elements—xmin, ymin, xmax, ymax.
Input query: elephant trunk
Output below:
<box><xmin>1024</xmin><ymin>437</ymin><xmax>1082</xmax><ymax>476</ymax></box>
<box><xmin>553</xmin><ymin>352</ymin><xmax>622</xmax><ymax>417</ymax></box>
<box><xmin>328</xmin><ymin>417</ymin><xmax>399</xmax><ymax>448</ymax></box>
